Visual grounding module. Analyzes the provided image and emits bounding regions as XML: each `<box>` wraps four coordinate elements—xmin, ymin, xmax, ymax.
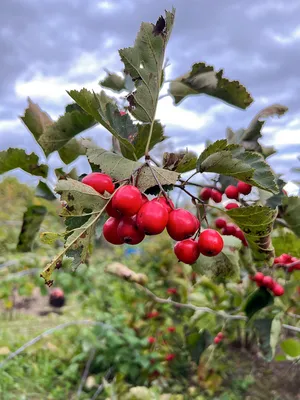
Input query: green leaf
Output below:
<box><xmin>169</xmin><ymin>62</ymin><xmax>253</xmax><ymax>109</ymax></box>
<box><xmin>100</xmin><ymin>72</ymin><xmax>126</xmax><ymax>92</ymax></box>
<box><xmin>253</xmin><ymin>315</ymin><xmax>282</xmax><ymax>361</ymax></box>
<box><xmin>58</xmin><ymin>138</ymin><xmax>86</xmax><ymax>164</ymax></box>
<box><xmin>197</xmin><ymin>139</ymin><xmax>278</xmax><ymax>194</ymax></box>
<box><xmin>40</xmin><ymin>231</ymin><xmax>64</xmax><ymax>245</ymax></box>
<box><xmin>86</xmin><ymin>146</ymin><xmax>179</xmax><ymax>193</ymax></box>
<box><xmin>244</xmin><ymin>288</ymin><xmax>274</xmax><ymax>319</ymax></box>
<box><xmin>282</xmin><ymin>196</ymin><xmax>300</xmax><ymax>236</ymax></box>
<box><xmin>17</xmin><ymin>205</ymin><xmax>47</xmax><ymax>252</ymax></box>
<box><xmin>227</xmin><ymin>205</ymin><xmax>277</xmax><ymax>264</ymax></box>
<box><xmin>119</xmin><ymin>9</ymin><xmax>175</xmax><ymax>122</ymax></box>
<box><xmin>186</xmin><ymin>329</ymin><xmax>212</xmax><ymax>363</ymax></box>
<box><xmin>20</xmin><ymin>98</ymin><xmax>53</xmax><ymax>142</ymax></box>
<box><xmin>264</xmin><ymin>178</ymin><xmax>286</xmax><ymax>209</ymax></box>
<box><xmin>281</xmin><ymin>338</ymin><xmax>300</xmax><ymax>358</ymax></box>
<box><xmin>35</xmin><ymin>181</ymin><xmax>56</xmax><ymax>201</ymax></box>
<box><xmin>38</xmin><ymin>104</ymin><xmax>96</xmax><ymax>155</ymax></box>
<box><xmin>0</xmin><ymin>148</ymin><xmax>48</xmax><ymax>178</ymax></box>
<box><xmin>163</xmin><ymin>151</ymin><xmax>197</xmax><ymax>173</ymax></box>
<box><xmin>68</xmin><ymin>89</ymin><xmax>137</xmax><ymax>158</ymax></box>
<box><xmin>129</xmin><ymin>121</ymin><xmax>165</xmax><ymax>160</ymax></box>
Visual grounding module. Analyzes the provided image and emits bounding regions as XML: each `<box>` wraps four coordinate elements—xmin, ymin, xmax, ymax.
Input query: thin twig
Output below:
<box><xmin>146</xmin><ymin>161</ymin><xmax>171</xmax><ymax>203</ymax></box>
<box><xmin>274</xmin><ymin>261</ymin><xmax>300</xmax><ymax>269</ymax></box>
<box><xmin>149</xmin><ymin>156</ymin><xmax>161</xmax><ymax>167</ymax></box>
<box><xmin>77</xmin><ymin>348</ymin><xmax>97</xmax><ymax>399</ymax></box>
<box><xmin>90</xmin><ymin>367</ymin><xmax>114</xmax><ymax>400</ymax></box>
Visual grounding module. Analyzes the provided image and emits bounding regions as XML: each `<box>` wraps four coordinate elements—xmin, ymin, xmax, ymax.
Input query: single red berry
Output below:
<box><xmin>148</xmin><ymin>336</ymin><xmax>156</xmax><ymax>344</ymax></box>
<box><xmin>165</xmin><ymin>353</ymin><xmax>176</xmax><ymax>362</ymax></box>
<box><xmin>280</xmin><ymin>254</ymin><xmax>292</xmax><ymax>264</ymax></box>
<box><xmin>167</xmin><ymin>326</ymin><xmax>176</xmax><ymax>333</ymax></box>
<box><xmin>112</xmin><ymin>185</ymin><xmax>143</xmax><ymax>216</ymax></box>
<box><xmin>254</xmin><ymin>272</ymin><xmax>264</xmax><ymax>283</ymax></box>
<box><xmin>200</xmin><ymin>187</ymin><xmax>212</xmax><ymax>201</ymax></box>
<box><xmin>137</xmin><ymin>201</ymin><xmax>169</xmax><ymax>235</ymax></box>
<box><xmin>117</xmin><ymin>216</ymin><xmax>145</xmax><ymax>245</ymax></box>
<box><xmin>225</xmin><ymin>202</ymin><xmax>239</xmax><ymax>210</ymax></box>
<box><xmin>211</xmin><ymin>189</ymin><xmax>223</xmax><ymax>203</ymax></box>
<box><xmin>272</xmin><ymin>284</ymin><xmax>285</xmax><ymax>296</ymax></box>
<box><xmin>174</xmin><ymin>239</ymin><xmax>200</xmax><ymax>264</ymax></box>
<box><xmin>214</xmin><ymin>337</ymin><xmax>221</xmax><ymax>344</ymax></box>
<box><xmin>215</xmin><ymin>217</ymin><xmax>227</xmax><ymax>229</ymax></box>
<box><xmin>82</xmin><ymin>172</ymin><xmax>114</xmax><ymax>194</ymax></box>
<box><xmin>153</xmin><ymin>196</ymin><xmax>174</xmax><ymax>213</ymax></box>
<box><xmin>167</xmin><ymin>209</ymin><xmax>200</xmax><ymax>241</ymax></box>
<box><xmin>217</xmin><ymin>332</ymin><xmax>224</xmax><ymax>340</ymax></box>
<box><xmin>225</xmin><ymin>185</ymin><xmax>239</xmax><ymax>200</ymax></box>
<box><xmin>146</xmin><ymin>311</ymin><xmax>159</xmax><ymax>319</ymax></box>
<box><xmin>105</xmin><ymin>200</ymin><xmax>121</xmax><ymax>218</ymax></box>
<box><xmin>198</xmin><ymin>229</ymin><xmax>224</xmax><ymax>257</ymax></box>
<box><xmin>120</xmin><ymin>111</ymin><xmax>126</xmax><ymax>116</ymax></box>
<box><xmin>103</xmin><ymin>217</ymin><xmax>124</xmax><ymax>245</ymax></box>
<box><xmin>167</xmin><ymin>288</ymin><xmax>177</xmax><ymax>295</ymax></box>
<box><xmin>234</xmin><ymin>228</ymin><xmax>245</xmax><ymax>242</ymax></box>
<box><xmin>49</xmin><ymin>288</ymin><xmax>65</xmax><ymax>308</ymax></box>
<box><xmin>221</xmin><ymin>227</ymin><xmax>230</xmax><ymax>236</ymax></box>
<box><xmin>237</xmin><ymin>181</ymin><xmax>252</xmax><ymax>195</ymax></box>
<box><xmin>262</xmin><ymin>275</ymin><xmax>274</xmax><ymax>289</ymax></box>
<box><xmin>225</xmin><ymin>223</ymin><xmax>237</xmax><ymax>236</ymax></box>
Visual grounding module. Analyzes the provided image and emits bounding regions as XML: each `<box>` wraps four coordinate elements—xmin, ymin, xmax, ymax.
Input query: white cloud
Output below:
<box><xmin>0</xmin><ymin>119</ymin><xmax>22</xmax><ymax>131</ymax></box>
<box><xmin>247</xmin><ymin>1</ymin><xmax>300</xmax><ymax>18</ymax></box>
<box><xmin>267</xmin><ymin>26</ymin><xmax>300</xmax><ymax>45</ymax></box>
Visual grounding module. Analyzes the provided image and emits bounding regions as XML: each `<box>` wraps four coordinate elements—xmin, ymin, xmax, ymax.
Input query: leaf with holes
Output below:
<box><xmin>100</xmin><ymin>72</ymin><xmax>126</xmax><ymax>92</ymax></box>
<box><xmin>244</xmin><ymin>287</ymin><xmax>274</xmax><ymax>319</ymax></box>
<box><xmin>163</xmin><ymin>151</ymin><xmax>197</xmax><ymax>173</ymax></box>
<box><xmin>227</xmin><ymin>205</ymin><xmax>277</xmax><ymax>264</ymax></box>
<box><xmin>119</xmin><ymin>8</ymin><xmax>175</xmax><ymax>122</ymax></box>
<box><xmin>197</xmin><ymin>140</ymin><xmax>278</xmax><ymax>194</ymax></box>
<box><xmin>17</xmin><ymin>205</ymin><xmax>47</xmax><ymax>252</ymax></box>
<box><xmin>282</xmin><ymin>196</ymin><xmax>300</xmax><ymax>237</ymax></box>
<box><xmin>169</xmin><ymin>62</ymin><xmax>253</xmax><ymax>109</ymax></box>
<box><xmin>0</xmin><ymin>148</ymin><xmax>48</xmax><ymax>178</ymax></box>
<box><xmin>253</xmin><ymin>314</ymin><xmax>282</xmax><ymax>361</ymax></box>
<box><xmin>86</xmin><ymin>146</ymin><xmax>179</xmax><ymax>193</ymax></box>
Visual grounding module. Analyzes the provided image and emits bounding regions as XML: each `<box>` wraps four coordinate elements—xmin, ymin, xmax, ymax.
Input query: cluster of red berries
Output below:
<box><xmin>215</xmin><ymin>217</ymin><xmax>247</xmax><ymax>246</ymax></box>
<box><xmin>251</xmin><ymin>272</ymin><xmax>285</xmax><ymax>296</ymax></box>
<box><xmin>213</xmin><ymin>331</ymin><xmax>224</xmax><ymax>344</ymax></box>
<box><xmin>274</xmin><ymin>253</ymin><xmax>300</xmax><ymax>273</ymax></box>
<box><xmin>200</xmin><ymin>181</ymin><xmax>252</xmax><ymax>209</ymax></box>
<box><xmin>82</xmin><ymin>172</ymin><xmax>224</xmax><ymax>264</ymax></box>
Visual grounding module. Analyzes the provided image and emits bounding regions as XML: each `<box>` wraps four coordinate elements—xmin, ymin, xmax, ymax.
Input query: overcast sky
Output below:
<box><xmin>1</xmin><ymin>0</ymin><xmax>300</xmax><ymax>189</ymax></box>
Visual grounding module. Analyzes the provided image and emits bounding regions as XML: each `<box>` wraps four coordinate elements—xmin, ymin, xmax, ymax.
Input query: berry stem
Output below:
<box><xmin>146</xmin><ymin>161</ymin><xmax>173</xmax><ymax>208</ymax></box>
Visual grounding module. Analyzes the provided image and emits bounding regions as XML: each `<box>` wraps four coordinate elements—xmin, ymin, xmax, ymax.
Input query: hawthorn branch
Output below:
<box><xmin>274</xmin><ymin>261</ymin><xmax>300</xmax><ymax>269</ymax></box>
<box><xmin>77</xmin><ymin>348</ymin><xmax>96</xmax><ymax>399</ymax></box>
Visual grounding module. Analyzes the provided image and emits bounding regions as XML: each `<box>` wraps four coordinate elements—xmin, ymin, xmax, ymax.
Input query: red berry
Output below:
<box><xmin>200</xmin><ymin>187</ymin><xmax>212</xmax><ymax>201</ymax></box>
<box><xmin>117</xmin><ymin>216</ymin><xmax>145</xmax><ymax>245</ymax></box>
<box><xmin>153</xmin><ymin>196</ymin><xmax>174</xmax><ymax>213</ymax></box>
<box><xmin>221</xmin><ymin>227</ymin><xmax>230</xmax><ymax>236</ymax></box>
<box><xmin>211</xmin><ymin>189</ymin><xmax>223</xmax><ymax>203</ymax></box>
<box><xmin>262</xmin><ymin>275</ymin><xmax>274</xmax><ymax>289</ymax></box>
<box><xmin>214</xmin><ymin>337</ymin><xmax>221</xmax><ymax>344</ymax></box>
<box><xmin>165</xmin><ymin>353</ymin><xmax>176</xmax><ymax>361</ymax></box>
<box><xmin>272</xmin><ymin>284</ymin><xmax>285</xmax><ymax>296</ymax></box>
<box><xmin>215</xmin><ymin>217</ymin><xmax>227</xmax><ymax>229</ymax></box>
<box><xmin>282</xmin><ymin>189</ymin><xmax>287</xmax><ymax>196</ymax></box>
<box><xmin>280</xmin><ymin>254</ymin><xmax>292</xmax><ymax>264</ymax></box>
<box><xmin>198</xmin><ymin>229</ymin><xmax>224</xmax><ymax>257</ymax></box>
<box><xmin>237</xmin><ymin>181</ymin><xmax>252</xmax><ymax>195</ymax></box>
<box><xmin>82</xmin><ymin>172</ymin><xmax>114</xmax><ymax>194</ymax></box>
<box><xmin>225</xmin><ymin>223</ymin><xmax>237</xmax><ymax>236</ymax></box>
<box><xmin>120</xmin><ymin>111</ymin><xmax>126</xmax><ymax>116</ymax></box>
<box><xmin>146</xmin><ymin>311</ymin><xmax>159</xmax><ymax>319</ymax></box>
<box><xmin>137</xmin><ymin>201</ymin><xmax>169</xmax><ymax>235</ymax></box>
<box><xmin>105</xmin><ymin>201</ymin><xmax>121</xmax><ymax>218</ymax></box>
<box><xmin>167</xmin><ymin>209</ymin><xmax>200</xmax><ymax>241</ymax></box>
<box><xmin>112</xmin><ymin>185</ymin><xmax>143</xmax><ymax>216</ymax></box>
<box><xmin>141</xmin><ymin>193</ymin><xmax>149</xmax><ymax>206</ymax></box>
<box><xmin>234</xmin><ymin>228</ymin><xmax>245</xmax><ymax>242</ymax></box>
<box><xmin>49</xmin><ymin>288</ymin><xmax>65</xmax><ymax>307</ymax></box>
<box><xmin>167</xmin><ymin>326</ymin><xmax>176</xmax><ymax>333</ymax></box>
<box><xmin>225</xmin><ymin>203</ymin><xmax>239</xmax><ymax>210</ymax></box>
<box><xmin>217</xmin><ymin>332</ymin><xmax>224</xmax><ymax>340</ymax></box>
<box><xmin>103</xmin><ymin>217</ymin><xmax>124</xmax><ymax>245</ymax></box>
<box><xmin>254</xmin><ymin>272</ymin><xmax>264</xmax><ymax>283</ymax></box>
<box><xmin>174</xmin><ymin>239</ymin><xmax>200</xmax><ymax>264</ymax></box>
<box><xmin>225</xmin><ymin>185</ymin><xmax>239</xmax><ymax>200</ymax></box>
<box><xmin>148</xmin><ymin>336</ymin><xmax>156</xmax><ymax>344</ymax></box>
<box><xmin>167</xmin><ymin>288</ymin><xmax>177</xmax><ymax>295</ymax></box>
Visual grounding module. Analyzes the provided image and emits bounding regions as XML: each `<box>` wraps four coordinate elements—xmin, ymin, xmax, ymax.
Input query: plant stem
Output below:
<box><xmin>145</xmin><ymin>116</ymin><xmax>156</xmax><ymax>158</ymax></box>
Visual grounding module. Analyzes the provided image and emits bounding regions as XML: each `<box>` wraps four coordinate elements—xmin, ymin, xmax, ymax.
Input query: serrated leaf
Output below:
<box><xmin>86</xmin><ymin>146</ymin><xmax>179</xmax><ymax>193</ymax></box>
<box><xmin>38</xmin><ymin>104</ymin><xmax>96</xmax><ymax>155</ymax></box>
<box><xmin>35</xmin><ymin>181</ymin><xmax>56</xmax><ymax>201</ymax></box>
<box><xmin>282</xmin><ymin>196</ymin><xmax>300</xmax><ymax>236</ymax></box>
<box><xmin>17</xmin><ymin>205</ymin><xmax>47</xmax><ymax>252</ymax></box>
<box><xmin>265</xmin><ymin>178</ymin><xmax>286</xmax><ymax>209</ymax></box>
<box><xmin>227</xmin><ymin>205</ymin><xmax>277</xmax><ymax>264</ymax></box>
<box><xmin>163</xmin><ymin>150</ymin><xmax>197</xmax><ymax>173</ymax></box>
<box><xmin>0</xmin><ymin>148</ymin><xmax>48</xmax><ymax>178</ymax></box>
<box><xmin>100</xmin><ymin>72</ymin><xmax>126</xmax><ymax>92</ymax></box>
<box><xmin>244</xmin><ymin>288</ymin><xmax>274</xmax><ymax>319</ymax></box>
<box><xmin>197</xmin><ymin>139</ymin><xmax>278</xmax><ymax>194</ymax></box>
<box><xmin>68</xmin><ymin>89</ymin><xmax>137</xmax><ymax>158</ymax></box>
<box><xmin>119</xmin><ymin>8</ymin><xmax>175</xmax><ymax>122</ymax></box>
<box><xmin>253</xmin><ymin>315</ymin><xmax>282</xmax><ymax>361</ymax></box>
<box><xmin>186</xmin><ymin>329</ymin><xmax>212</xmax><ymax>363</ymax></box>
<box><xmin>58</xmin><ymin>138</ymin><xmax>86</xmax><ymax>164</ymax></box>
<box><xmin>169</xmin><ymin>62</ymin><xmax>253</xmax><ymax>109</ymax></box>
<box><xmin>281</xmin><ymin>338</ymin><xmax>300</xmax><ymax>358</ymax></box>
<box><xmin>20</xmin><ymin>98</ymin><xmax>53</xmax><ymax>142</ymax></box>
